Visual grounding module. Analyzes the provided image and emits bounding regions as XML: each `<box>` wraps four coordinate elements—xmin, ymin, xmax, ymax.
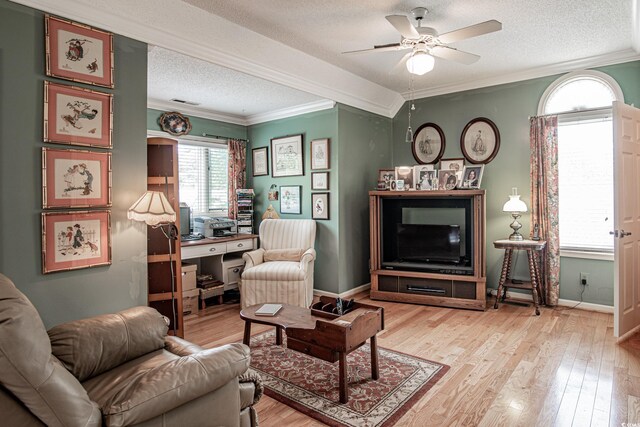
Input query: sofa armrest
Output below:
<box><xmin>299</xmin><ymin>248</ymin><xmax>316</xmax><ymax>273</ymax></box>
<box><xmin>243</xmin><ymin>248</ymin><xmax>265</xmax><ymax>270</ymax></box>
<box><xmin>101</xmin><ymin>343</ymin><xmax>251</xmax><ymax>427</ymax></box>
<box><xmin>238</xmin><ymin>369</ymin><xmax>263</xmax><ymax>409</ymax></box>
<box><xmin>164</xmin><ymin>335</ymin><xmax>204</xmax><ymax>356</ymax></box>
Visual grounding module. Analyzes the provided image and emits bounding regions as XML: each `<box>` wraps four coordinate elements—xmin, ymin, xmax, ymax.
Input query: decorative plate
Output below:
<box><xmin>159</xmin><ymin>111</ymin><xmax>192</xmax><ymax>136</ymax></box>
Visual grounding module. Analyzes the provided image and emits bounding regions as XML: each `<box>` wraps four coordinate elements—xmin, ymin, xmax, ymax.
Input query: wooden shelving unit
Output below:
<box><xmin>147</xmin><ymin>137</ymin><xmax>183</xmax><ymax>337</ymax></box>
<box><xmin>369</xmin><ymin>189</ymin><xmax>486</xmax><ymax>311</ymax></box>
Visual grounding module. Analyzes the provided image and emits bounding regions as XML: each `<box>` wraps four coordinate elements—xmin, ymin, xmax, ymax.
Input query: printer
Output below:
<box><xmin>193</xmin><ymin>216</ymin><xmax>237</xmax><ymax>238</ymax></box>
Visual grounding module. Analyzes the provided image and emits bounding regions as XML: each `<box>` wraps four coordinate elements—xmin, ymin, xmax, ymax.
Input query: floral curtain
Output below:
<box><xmin>228</xmin><ymin>139</ymin><xmax>247</xmax><ymax>219</ymax></box>
<box><xmin>530</xmin><ymin>116</ymin><xmax>560</xmax><ymax>306</ymax></box>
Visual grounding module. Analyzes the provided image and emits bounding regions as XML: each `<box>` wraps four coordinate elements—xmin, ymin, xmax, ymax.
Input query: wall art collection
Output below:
<box><xmin>42</xmin><ymin>15</ymin><xmax>114</xmax><ymax>273</ymax></box>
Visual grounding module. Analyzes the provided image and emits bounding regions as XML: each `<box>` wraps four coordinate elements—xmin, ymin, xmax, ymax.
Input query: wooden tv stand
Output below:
<box><xmin>369</xmin><ymin>190</ymin><xmax>486</xmax><ymax>311</ymax></box>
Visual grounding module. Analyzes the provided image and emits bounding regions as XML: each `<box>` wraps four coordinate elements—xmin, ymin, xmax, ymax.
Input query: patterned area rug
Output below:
<box><xmin>248</xmin><ymin>330</ymin><xmax>449</xmax><ymax>427</ymax></box>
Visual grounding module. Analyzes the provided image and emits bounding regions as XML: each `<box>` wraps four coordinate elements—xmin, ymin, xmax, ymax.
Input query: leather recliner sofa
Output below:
<box><xmin>0</xmin><ymin>274</ymin><xmax>262</xmax><ymax>427</ymax></box>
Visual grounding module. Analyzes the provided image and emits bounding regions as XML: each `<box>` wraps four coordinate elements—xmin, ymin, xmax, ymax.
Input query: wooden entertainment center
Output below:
<box><xmin>369</xmin><ymin>189</ymin><xmax>486</xmax><ymax>311</ymax></box>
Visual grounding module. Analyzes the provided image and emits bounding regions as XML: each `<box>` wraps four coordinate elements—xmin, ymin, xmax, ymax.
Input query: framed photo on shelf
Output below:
<box><xmin>42</xmin><ymin>147</ymin><xmax>111</xmax><ymax>209</ymax></box>
<box><xmin>412</xmin><ymin>123</ymin><xmax>446</xmax><ymax>164</ymax></box>
<box><xmin>158</xmin><ymin>111</ymin><xmax>191</xmax><ymax>136</ymax></box>
<box><xmin>44</xmin><ymin>81</ymin><xmax>113</xmax><ymax>148</ymax></box>
<box><xmin>42</xmin><ymin>210</ymin><xmax>111</xmax><ymax>274</ymax></box>
<box><xmin>378</xmin><ymin>169</ymin><xmax>395</xmax><ymax>190</ymax></box>
<box><xmin>312</xmin><ymin>172</ymin><xmax>329</xmax><ymax>190</ymax></box>
<box><xmin>440</xmin><ymin>158</ymin><xmax>465</xmax><ymax>174</ymax></box>
<box><xmin>395</xmin><ymin>166</ymin><xmax>414</xmax><ymax>190</ymax></box>
<box><xmin>252</xmin><ymin>147</ymin><xmax>269</xmax><ymax>176</ymax></box>
<box><xmin>460</xmin><ymin>117</ymin><xmax>500</xmax><ymax>164</ymax></box>
<box><xmin>271</xmin><ymin>134</ymin><xmax>304</xmax><ymax>177</ymax></box>
<box><xmin>312</xmin><ymin>193</ymin><xmax>330</xmax><ymax>220</ymax></box>
<box><xmin>280</xmin><ymin>185</ymin><xmax>302</xmax><ymax>214</ymax></box>
<box><xmin>311</xmin><ymin>138</ymin><xmax>330</xmax><ymax>170</ymax></box>
<box><xmin>45</xmin><ymin>15</ymin><xmax>114</xmax><ymax>88</ymax></box>
<box><xmin>460</xmin><ymin>165</ymin><xmax>485</xmax><ymax>189</ymax></box>
<box><xmin>438</xmin><ymin>169</ymin><xmax>458</xmax><ymax>190</ymax></box>
<box><xmin>414</xmin><ymin>165</ymin><xmax>437</xmax><ymax>190</ymax></box>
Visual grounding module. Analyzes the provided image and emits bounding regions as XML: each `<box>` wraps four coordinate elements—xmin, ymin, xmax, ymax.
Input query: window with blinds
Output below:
<box><xmin>178</xmin><ymin>142</ymin><xmax>228</xmax><ymax>215</ymax></box>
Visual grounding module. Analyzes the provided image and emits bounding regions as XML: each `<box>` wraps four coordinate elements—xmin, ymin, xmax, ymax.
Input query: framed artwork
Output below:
<box><xmin>42</xmin><ymin>148</ymin><xmax>111</xmax><ymax>209</ymax></box>
<box><xmin>312</xmin><ymin>193</ymin><xmax>330</xmax><ymax>220</ymax></box>
<box><xmin>45</xmin><ymin>15</ymin><xmax>114</xmax><ymax>88</ymax></box>
<box><xmin>438</xmin><ymin>169</ymin><xmax>458</xmax><ymax>190</ymax></box>
<box><xmin>44</xmin><ymin>81</ymin><xmax>113</xmax><ymax>148</ymax></box>
<box><xmin>395</xmin><ymin>166</ymin><xmax>414</xmax><ymax>190</ymax></box>
<box><xmin>440</xmin><ymin>158</ymin><xmax>465</xmax><ymax>173</ymax></box>
<box><xmin>414</xmin><ymin>165</ymin><xmax>437</xmax><ymax>190</ymax></box>
<box><xmin>378</xmin><ymin>169</ymin><xmax>395</xmax><ymax>190</ymax></box>
<box><xmin>412</xmin><ymin>123</ymin><xmax>446</xmax><ymax>164</ymax></box>
<box><xmin>268</xmin><ymin>184</ymin><xmax>279</xmax><ymax>201</ymax></box>
<box><xmin>271</xmin><ymin>134</ymin><xmax>304</xmax><ymax>177</ymax></box>
<box><xmin>312</xmin><ymin>172</ymin><xmax>329</xmax><ymax>190</ymax></box>
<box><xmin>311</xmin><ymin>138</ymin><xmax>330</xmax><ymax>170</ymax></box>
<box><xmin>460</xmin><ymin>165</ymin><xmax>485</xmax><ymax>189</ymax></box>
<box><xmin>460</xmin><ymin>117</ymin><xmax>501</xmax><ymax>164</ymax></box>
<box><xmin>280</xmin><ymin>185</ymin><xmax>302</xmax><ymax>214</ymax></box>
<box><xmin>158</xmin><ymin>111</ymin><xmax>192</xmax><ymax>136</ymax></box>
<box><xmin>392</xmin><ymin>180</ymin><xmax>405</xmax><ymax>191</ymax></box>
<box><xmin>252</xmin><ymin>147</ymin><xmax>269</xmax><ymax>176</ymax></box>
<box><xmin>42</xmin><ymin>210</ymin><xmax>111</xmax><ymax>274</ymax></box>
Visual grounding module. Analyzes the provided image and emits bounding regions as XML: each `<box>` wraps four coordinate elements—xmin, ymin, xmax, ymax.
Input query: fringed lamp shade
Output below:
<box><xmin>127</xmin><ymin>191</ymin><xmax>176</xmax><ymax>226</ymax></box>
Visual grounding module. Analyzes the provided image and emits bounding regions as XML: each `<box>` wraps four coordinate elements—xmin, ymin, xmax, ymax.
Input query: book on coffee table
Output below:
<box><xmin>255</xmin><ymin>304</ymin><xmax>283</xmax><ymax>316</ymax></box>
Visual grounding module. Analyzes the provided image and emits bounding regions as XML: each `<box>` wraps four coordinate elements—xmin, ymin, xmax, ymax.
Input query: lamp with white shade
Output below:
<box><xmin>503</xmin><ymin>187</ymin><xmax>528</xmax><ymax>241</ymax></box>
<box><xmin>128</xmin><ymin>190</ymin><xmax>178</xmax><ymax>334</ymax></box>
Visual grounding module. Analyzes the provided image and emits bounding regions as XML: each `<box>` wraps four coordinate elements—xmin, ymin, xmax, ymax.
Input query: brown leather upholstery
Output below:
<box><xmin>0</xmin><ymin>274</ymin><xmax>262</xmax><ymax>427</ymax></box>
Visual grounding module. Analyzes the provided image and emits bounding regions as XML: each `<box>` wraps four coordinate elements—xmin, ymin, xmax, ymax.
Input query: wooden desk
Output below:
<box><xmin>493</xmin><ymin>239</ymin><xmax>547</xmax><ymax>315</ymax></box>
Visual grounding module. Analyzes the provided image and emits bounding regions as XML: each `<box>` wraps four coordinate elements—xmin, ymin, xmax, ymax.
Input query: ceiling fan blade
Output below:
<box><xmin>431</xmin><ymin>46</ymin><xmax>480</xmax><ymax>65</ymax></box>
<box><xmin>438</xmin><ymin>20</ymin><xmax>502</xmax><ymax>44</ymax></box>
<box><xmin>342</xmin><ymin>43</ymin><xmax>407</xmax><ymax>55</ymax></box>
<box><xmin>386</xmin><ymin>15</ymin><xmax>420</xmax><ymax>39</ymax></box>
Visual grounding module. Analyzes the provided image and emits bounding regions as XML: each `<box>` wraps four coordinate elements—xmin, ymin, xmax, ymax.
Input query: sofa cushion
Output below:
<box><xmin>241</xmin><ymin>261</ymin><xmax>307</xmax><ymax>281</ymax></box>
<box><xmin>263</xmin><ymin>248</ymin><xmax>304</xmax><ymax>262</ymax></box>
<box><xmin>48</xmin><ymin>306</ymin><xmax>168</xmax><ymax>381</ymax></box>
<box><xmin>0</xmin><ymin>274</ymin><xmax>101</xmax><ymax>427</ymax></box>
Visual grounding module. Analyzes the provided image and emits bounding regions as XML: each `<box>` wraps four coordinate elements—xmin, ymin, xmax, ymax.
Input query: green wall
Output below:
<box><xmin>147</xmin><ymin>108</ymin><xmax>247</xmax><ymax>141</ymax></box>
<box><xmin>391</xmin><ymin>61</ymin><xmax>640</xmax><ymax>306</ymax></box>
<box><xmin>247</xmin><ymin>108</ymin><xmax>341</xmax><ymax>293</ymax></box>
<box><xmin>0</xmin><ymin>0</ymin><xmax>149</xmax><ymax>328</ymax></box>
<box><xmin>337</xmin><ymin>105</ymin><xmax>393</xmax><ymax>293</ymax></box>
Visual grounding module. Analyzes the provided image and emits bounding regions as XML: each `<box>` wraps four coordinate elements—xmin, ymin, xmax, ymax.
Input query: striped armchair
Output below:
<box><xmin>240</xmin><ymin>219</ymin><xmax>316</xmax><ymax>309</ymax></box>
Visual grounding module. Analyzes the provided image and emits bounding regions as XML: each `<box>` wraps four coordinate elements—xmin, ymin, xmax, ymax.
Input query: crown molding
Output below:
<box><xmin>246</xmin><ymin>100</ymin><xmax>336</xmax><ymax>125</ymax></box>
<box><xmin>403</xmin><ymin>49</ymin><xmax>640</xmax><ymax>101</ymax></box>
<box><xmin>10</xmin><ymin>0</ymin><xmax>403</xmax><ymax>118</ymax></box>
<box><xmin>147</xmin><ymin>99</ymin><xmax>247</xmax><ymax>126</ymax></box>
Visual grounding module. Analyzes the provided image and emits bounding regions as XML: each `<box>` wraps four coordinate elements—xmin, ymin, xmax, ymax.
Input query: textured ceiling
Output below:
<box><xmin>147</xmin><ymin>46</ymin><xmax>324</xmax><ymax>118</ymax></box>
<box><xmin>183</xmin><ymin>0</ymin><xmax>633</xmax><ymax>94</ymax></box>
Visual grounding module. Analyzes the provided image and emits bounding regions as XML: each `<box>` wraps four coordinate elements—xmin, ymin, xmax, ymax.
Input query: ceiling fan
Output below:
<box><xmin>343</xmin><ymin>7</ymin><xmax>502</xmax><ymax>75</ymax></box>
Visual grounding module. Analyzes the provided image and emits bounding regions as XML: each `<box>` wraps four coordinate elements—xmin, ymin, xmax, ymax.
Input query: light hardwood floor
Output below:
<box><xmin>184</xmin><ymin>295</ymin><xmax>640</xmax><ymax>426</ymax></box>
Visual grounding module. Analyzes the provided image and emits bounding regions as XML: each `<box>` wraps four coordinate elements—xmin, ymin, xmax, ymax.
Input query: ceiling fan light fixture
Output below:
<box><xmin>406</xmin><ymin>50</ymin><xmax>434</xmax><ymax>75</ymax></box>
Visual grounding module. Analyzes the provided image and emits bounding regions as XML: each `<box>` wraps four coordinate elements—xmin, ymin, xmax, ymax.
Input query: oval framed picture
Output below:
<box><xmin>159</xmin><ymin>111</ymin><xmax>192</xmax><ymax>136</ymax></box>
<box><xmin>460</xmin><ymin>117</ymin><xmax>500</xmax><ymax>164</ymax></box>
<box><xmin>412</xmin><ymin>123</ymin><xmax>446</xmax><ymax>164</ymax></box>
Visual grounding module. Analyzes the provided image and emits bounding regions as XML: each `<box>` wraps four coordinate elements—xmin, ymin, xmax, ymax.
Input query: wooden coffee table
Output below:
<box><xmin>240</xmin><ymin>298</ymin><xmax>384</xmax><ymax>403</ymax></box>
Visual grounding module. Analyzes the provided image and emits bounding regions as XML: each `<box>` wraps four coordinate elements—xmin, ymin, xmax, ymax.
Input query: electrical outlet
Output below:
<box><xmin>580</xmin><ymin>272</ymin><xmax>589</xmax><ymax>286</ymax></box>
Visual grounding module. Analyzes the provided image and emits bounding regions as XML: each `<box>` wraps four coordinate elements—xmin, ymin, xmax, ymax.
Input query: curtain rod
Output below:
<box><xmin>201</xmin><ymin>132</ymin><xmax>248</xmax><ymax>143</ymax></box>
<box><xmin>529</xmin><ymin>106</ymin><xmax>611</xmax><ymax>120</ymax></box>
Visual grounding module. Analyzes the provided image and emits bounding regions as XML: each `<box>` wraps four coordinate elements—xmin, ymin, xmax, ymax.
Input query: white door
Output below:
<box><xmin>613</xmin><ymin>101</ymin><xmax>640</xmax><ymax>338</ymax></box>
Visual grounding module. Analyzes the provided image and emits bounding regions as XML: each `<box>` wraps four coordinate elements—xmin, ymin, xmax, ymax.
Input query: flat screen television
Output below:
<box><xmin>381</xmin><ymin>196</ymin><xmax>473</xmax><ymax>274</ymax></box>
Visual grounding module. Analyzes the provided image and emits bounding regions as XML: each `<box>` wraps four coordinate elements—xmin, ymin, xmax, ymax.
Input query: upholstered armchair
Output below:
<box><xmin>0</xmin><ymin>274</ymin><xmax>262</xmax><ymax>427</ymax></box>
<box><xmin>240</xmin><ymin>219</ymin><xmax>316</xmax><ymax>309</ymax></box>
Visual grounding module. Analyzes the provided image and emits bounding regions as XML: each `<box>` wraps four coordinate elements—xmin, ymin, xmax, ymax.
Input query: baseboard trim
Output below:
<box><xmin>314</xmin><ymin>283</ymin><xmax>371</xmax><ymax>299</ymax></box>
<box><xmin>487</xmin><ymin>289</ymin><xmax>613</xmax><ymax>313</ymax></box>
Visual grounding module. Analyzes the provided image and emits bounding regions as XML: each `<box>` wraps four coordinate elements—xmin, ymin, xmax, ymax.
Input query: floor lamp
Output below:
<box><xmin>128</xmin><ymin>190</ymin><xmax>179</xmax><ymax>335</ymax></box>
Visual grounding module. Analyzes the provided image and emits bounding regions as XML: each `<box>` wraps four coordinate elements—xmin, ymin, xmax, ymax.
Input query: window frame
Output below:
<box><xmin>537</xmin><ymin>70</ymin><xmax>623</xmax><ymax>259</ymax></box>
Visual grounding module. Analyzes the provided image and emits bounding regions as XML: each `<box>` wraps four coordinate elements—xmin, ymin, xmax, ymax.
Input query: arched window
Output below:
<box><xmin>539</xmin><ymin>71</ymin><xmax>623</xmax><ymax>254</ymax></box>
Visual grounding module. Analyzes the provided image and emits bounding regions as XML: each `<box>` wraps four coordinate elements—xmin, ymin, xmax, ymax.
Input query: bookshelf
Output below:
<box><xmin>236</xmin><ymin>189</ymin><xmax>254</xmax><ymax>234</ymax></box>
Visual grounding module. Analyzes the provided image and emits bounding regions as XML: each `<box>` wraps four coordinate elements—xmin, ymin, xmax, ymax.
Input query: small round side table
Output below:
<box><xmin>493</xmin><ymin>239</ymin><xmax>547</xmax><ymax>315</ymax></box>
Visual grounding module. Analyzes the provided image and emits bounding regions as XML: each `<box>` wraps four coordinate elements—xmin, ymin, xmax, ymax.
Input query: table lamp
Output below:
<box><xmin>503</xmin><ymin>187</ymin><xmax>528</xmax><ymax>241</ymax></box>
<box><xmin>128</xmin><ymin>190</ymin><xmax>178</xmax><ymax>334</ymax></box>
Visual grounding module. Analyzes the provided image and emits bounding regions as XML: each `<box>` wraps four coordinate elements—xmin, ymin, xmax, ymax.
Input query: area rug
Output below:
<box><xmin>248</xmin><ymin>330</ymin><xmax>449</xmax><ymax>427</ymax></box>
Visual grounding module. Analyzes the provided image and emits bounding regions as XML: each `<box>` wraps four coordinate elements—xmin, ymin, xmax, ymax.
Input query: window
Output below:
<box><xmin>539</xmin><ymin>71</ymin><xmax>624</xmax><ymax>253</ymax></box>
<box><xmin>178</xmin><ymin>141</ymin><xmax>228</xmax><ymax>215</ymax></box>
